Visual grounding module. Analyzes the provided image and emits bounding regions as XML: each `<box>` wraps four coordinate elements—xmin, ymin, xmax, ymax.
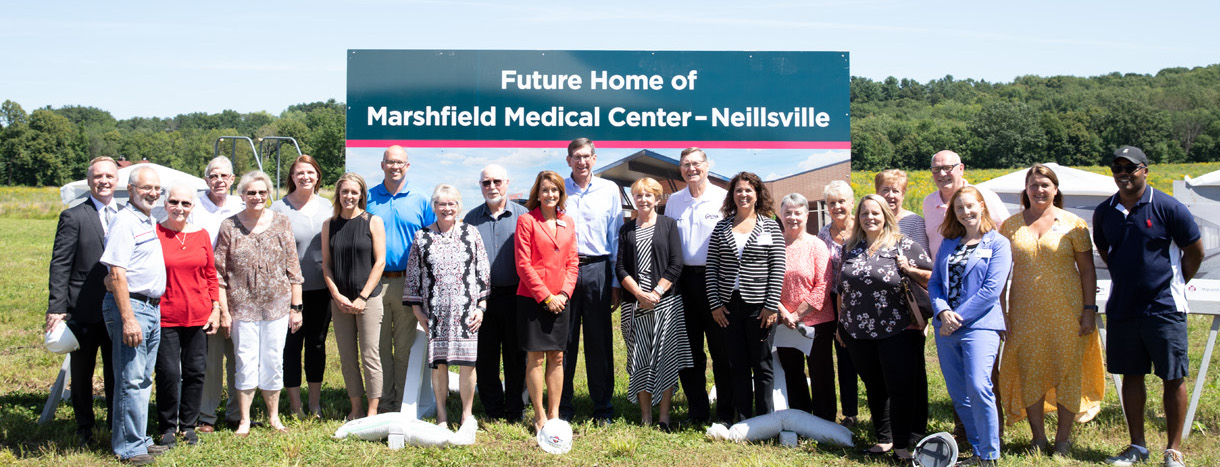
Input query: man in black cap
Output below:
<box><xmin>1094</xmin><ymin>145</ymin><xmax>1203</xmax><ymax>467</ymax></box>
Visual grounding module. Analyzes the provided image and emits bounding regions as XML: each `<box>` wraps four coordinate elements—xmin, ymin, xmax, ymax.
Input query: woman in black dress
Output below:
<box><xmin>321</xmin><ymin>172</ymin><xmax>387</xmax><ymax>421</ymax></box>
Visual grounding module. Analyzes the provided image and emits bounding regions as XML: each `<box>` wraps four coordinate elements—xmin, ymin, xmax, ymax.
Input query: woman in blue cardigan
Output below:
<box><xmin>928</xmin><ymin>186</ymin><xmax>1012</xmax><ymax>466</ymax></box>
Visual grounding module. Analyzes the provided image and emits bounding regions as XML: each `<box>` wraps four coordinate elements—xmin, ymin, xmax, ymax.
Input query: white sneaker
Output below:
<box><xmin>1163</xmin><ymin>449</ymin><xmax>1185</xmax><ymax>467</ymax></box>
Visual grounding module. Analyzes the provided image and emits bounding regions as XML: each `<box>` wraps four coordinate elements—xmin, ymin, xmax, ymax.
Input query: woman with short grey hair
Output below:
<box><xmin>774</xmin><ymin>192</ymin><xmax>834</xmax><ymax>419</ymax></box>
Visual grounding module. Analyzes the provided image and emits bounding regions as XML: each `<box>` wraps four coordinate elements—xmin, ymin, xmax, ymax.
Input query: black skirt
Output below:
<box><xmin>517</xmin><ymin>295</ymin><xmax>570</xmax><ymax>352</ymax></box>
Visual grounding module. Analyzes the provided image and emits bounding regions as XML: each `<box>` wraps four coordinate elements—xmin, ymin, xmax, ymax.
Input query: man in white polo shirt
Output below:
<box><xmin>664</xmin><ymin>147</ymin><xmax>733</xmax><ymax>425</ymax></box>
<box><xmin>192</xmin><ymin>156</ymin><xmax>245</xmax><ymax>432</ymax></box>
<box><xmin>100</xmin><ymin>166</ymin><xmax>167</xmax><ymax>465</ymax></box>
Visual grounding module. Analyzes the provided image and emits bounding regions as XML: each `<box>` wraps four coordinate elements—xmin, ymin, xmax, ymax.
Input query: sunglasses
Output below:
<box><xmin>245</xmin><ymin>190</ymin><xmax>269</xmax><ymax>197</ymax></box>
<box><xmin>1110</xmin><ymin>164</ymin><xmax>1146</xmax><ymax>174</ymax></box>
<box><xmin>481</xmin><ymin>179</ymin><xmax>505</xmax><ymax>187</ymax></box>
<box><xmin>166</xmin><ymin>199</ymin><xmax>193</xmax><ymax>208</ymax></box>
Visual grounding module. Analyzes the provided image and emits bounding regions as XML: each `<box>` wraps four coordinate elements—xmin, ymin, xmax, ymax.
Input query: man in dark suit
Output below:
<box><xmin>46</xmin><ymin>156</ymin><xmax>121</xmax><ymax>446</ymax></box>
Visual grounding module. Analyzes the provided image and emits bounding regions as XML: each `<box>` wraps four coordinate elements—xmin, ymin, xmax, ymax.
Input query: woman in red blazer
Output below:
<box><xmin>515</xmin><ymin>170</ymin><xmax>580</xmax><ymax>432</ymax></box>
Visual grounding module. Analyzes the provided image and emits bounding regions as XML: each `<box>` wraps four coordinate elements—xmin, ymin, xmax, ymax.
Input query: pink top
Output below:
<box><xmin>780</xmin><ymin>233</ymin><xmax>833</xmax><ymax>326</ymax></box>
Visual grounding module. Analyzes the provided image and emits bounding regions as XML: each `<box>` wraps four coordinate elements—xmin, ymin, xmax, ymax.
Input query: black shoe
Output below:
<box><xmin>121</xmin><ymin>454</ymin><xmax>155</xmax><ymax>465</ymax></box>
<box><xmin>76</xmin><ymin>430</ymin><xmax>94</xmax><ymax>447</ymax></box>
<box><xmin>858</xmin><ymin>447</ymin><xmax>892</xmax><ymax>457</ymax></box>
<box><xmin>593</xmin><ymin>417</ymin><xmax>613</xmax><ymax>427</ymax></box>
<box><xmin>657</xmin><ymin>422</ymin><xmax>672</xmax><ymax>433</ymax></box>
<box><xmin>182</xmin><ymin>429</ymin><xmax>199</xmax><ymax>446</ymax></box>
<box><xmin>681</xmin><ymin>416</ymin><xmax>709</xmax><ymax>429</ymax></box>
<box><xmin>157</xmin><ymin>432</ymin><xmax>176</xmax><ymax>448</ymax></box>
<box><xmin>147</xmin><ymin>444</ymin><xmax>171</xmax><ymax>457</ymax></box>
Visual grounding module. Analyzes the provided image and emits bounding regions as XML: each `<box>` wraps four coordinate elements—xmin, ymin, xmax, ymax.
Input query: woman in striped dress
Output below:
<box><xmin>616</xmin><ymin>177</ymin><xmax>691</xmax><ymax>430</ymax></box>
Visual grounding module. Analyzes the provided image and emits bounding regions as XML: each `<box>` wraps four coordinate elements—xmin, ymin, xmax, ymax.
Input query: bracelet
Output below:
<box><xmin>1083</xmin><ymin>304</ymin><xmax>1098</xmax><ymax>311</ymax></box>
<box><xmin>358</xmin><ymin>294</ymin><xmax>369</xmax><ymax>302</ymax></box>
<box><xmin>543</xmin><ymin>295</ymin><xmax>553</xmax><ymax>305</ymax></box>
<box><xmin>290</xmin><ymin>304</ymin><xmax>304</xmax><ymax>312</ymax></box>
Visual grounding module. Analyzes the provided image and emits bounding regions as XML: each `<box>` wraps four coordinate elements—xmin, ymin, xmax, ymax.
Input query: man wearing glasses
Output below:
<box><xmin>193</xmin><ymin>156</ymin><xmax>245</xmax><ymax>432</ymax></box>
<box><xmin>664</xmin><ymin>147</ymin><xmax>732</xmax><ymax>425</ymax></box>
<box><xmin>367</xmin><ymin>145</ymin><xmax>436</xmax><ymax>413</ymax></box>
<box><xmin>1094</xmin><ymin>146</ymin><xmax>1202</xmax><ymax>467</ymax></box>
<box><xmin>921</xmin><ymin>150</ymin><xmax>1010</xmax><ymax>258</ymax></box>
<box><xmin>463</xmin><ymin>164</ymin><xmax>529</xmax><ymax>422</ymax></box>
<box><xmin>100</xmin><ymin>166</ymin><xmax>167</xmax><ymax>464</ymax></box>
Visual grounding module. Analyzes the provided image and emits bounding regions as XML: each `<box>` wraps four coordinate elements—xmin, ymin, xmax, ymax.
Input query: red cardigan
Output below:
<box><xmin>515</xmin><ymin>208</ymin><xmax>579</xmax><ymax>303</ymax></box>
<box><xmin>157</xmin><ymin>224</ymin><xmax>219</xmax><ymax>327</ymax></box>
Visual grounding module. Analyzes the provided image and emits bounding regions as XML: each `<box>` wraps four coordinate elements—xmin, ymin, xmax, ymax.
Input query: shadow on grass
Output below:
<box><xmin>0</xmin><ymin>390</ymin><xmax>112</xmax><ymax>459</ymax></box>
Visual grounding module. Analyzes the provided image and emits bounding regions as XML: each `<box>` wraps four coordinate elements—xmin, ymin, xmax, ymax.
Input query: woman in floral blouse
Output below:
<box><xmin>838</xmin><ymin>194</ymin><xmax>932</xmax><ymax>463</ymax></box>
<box><xmin>214</xmin><ymin>171</ymin><xmax>304</xmax><ymax>437</ymax></box>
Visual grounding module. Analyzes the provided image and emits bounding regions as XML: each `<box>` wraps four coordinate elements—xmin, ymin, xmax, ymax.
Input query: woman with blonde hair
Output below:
<box><xmin>322</xmin><ymin>172</ymin><xmax>387</xmax><ymax>420</ymax></box>
<box><xmin>616</xmin><ymin>177</ymin><xmax>691</xmax><ymax>430</ymax></box>
<box><xmin>838</xmin><ymin>194</ymin><xmax>932</xmax><ymax>462</ymax></box>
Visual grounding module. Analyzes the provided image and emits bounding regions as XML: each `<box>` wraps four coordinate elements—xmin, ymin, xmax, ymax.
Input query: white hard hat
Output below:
<box><xmin>914</xmin><ymin>432</ymin><xmax>959</xmax><ymax>467</ymax></box>
<box><xmin>536</xmin><ymin>418</ymin><xmax>573</xmax><ymax>454</ymax></box>
<box><xmin>45</xmin><ymin>321</ymin><xmax>80</xmax><ymax>354</ymax></box>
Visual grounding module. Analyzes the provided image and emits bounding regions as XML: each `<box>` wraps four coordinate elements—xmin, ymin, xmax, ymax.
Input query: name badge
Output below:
<box><xmin>756</xmin><ymin>233</ymin><xmax>773</xmax><ymax>246</ymax></box>
<box><xmin>556</xmin><ymin>220</ymin><xmax>567</xmax><ymax>228</ymax></box>
<box><xmin>976</xmin><ymin>248</ymin><xmax>992</xmax><ymax>259</ymax></box>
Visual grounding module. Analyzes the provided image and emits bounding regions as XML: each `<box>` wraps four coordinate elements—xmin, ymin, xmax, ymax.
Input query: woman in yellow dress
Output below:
<box><xmin>998</xmin><ymin>164</ymin><xmax>1104</xmax><ymax>457</ymax></box>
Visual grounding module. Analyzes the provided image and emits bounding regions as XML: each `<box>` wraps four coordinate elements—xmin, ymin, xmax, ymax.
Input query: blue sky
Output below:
<box><xmin>4</xmin><ymin>1</ymin><xmax>1217</xmax><ymax>120</ymax></box>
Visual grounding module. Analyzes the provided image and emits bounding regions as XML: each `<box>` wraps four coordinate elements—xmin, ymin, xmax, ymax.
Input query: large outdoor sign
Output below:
<box><xmin>345</xmin><ymin>50</ymin><xmax>850</xmax><ymax>199</ymax></box>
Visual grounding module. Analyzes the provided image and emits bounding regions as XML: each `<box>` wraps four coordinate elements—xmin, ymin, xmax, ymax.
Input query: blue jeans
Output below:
<box><xmin>102</xmin><ymin>293</ymin><xmax>161</xmax><ymax>460</ymax></box>
<box><xmin>935</xmin><ymin>327</ymin><xmax>1001</xmax><ymax>460</ymax></box>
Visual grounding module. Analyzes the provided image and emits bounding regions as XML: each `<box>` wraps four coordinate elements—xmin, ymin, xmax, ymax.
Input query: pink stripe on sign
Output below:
<box><xmin>345</xmin><ymin>140</ymin><xmax>851</xmax><ymax>150</ymax></box>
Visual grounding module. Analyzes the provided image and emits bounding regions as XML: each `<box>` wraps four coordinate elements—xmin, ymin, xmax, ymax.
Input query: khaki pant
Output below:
<box><xmin>334</xmin><ymin>287</ymin><xmax>385</xmax><ymax>400</ymax></box>
<box><xmin>198</xmin><ymin>332</ymin><xmax>237</xmax><ymax>424</ymax></box>
<box><xmin>378</xmin><ymin>276</ymin><xmax>421</xmax><ymax>411</ymax></box>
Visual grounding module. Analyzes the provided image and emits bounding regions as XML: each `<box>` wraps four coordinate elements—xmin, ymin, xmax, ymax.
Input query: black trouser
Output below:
<box><xmin>775</xmin><ymin>320</ymin><xmax>839</xmax><ymax>421</ymax></box>
<box><xmin>725</xmin><ymin>292</ymin><xmax>775</xmax><ymax>421</ymax></box>
<box><xmin>677</xmin><ymin>266</ymin><xmax>734</xmax><ymax>423</ymax></box>
<box><xmin>835</xmin><ymin>321</ymin><xmax>860</xmax><ymax>418</ymax></box>
<box><xmin>283</xmin><ymin>289</ymin><xmax>331</xmax><ymax>387</ymax></box>
<box><xmin>560</xmin><ymin>258</ymin><xmax>615</xmax><ymax>420</ymax></box>
<box><xmin>477</xmin><ymin>286</ymin><xmax>526</xmax><ymax>420</ymax></box>
<box><xmin>155</xmin><ymin>325</ymin><xmax>208</xmax><ymax>434</ymax></box>
<box><xmin>844</xmin><ymin>328</ymin><xmax>928</xmax><ymax>450</ymax></box>
<box><xmin>67</xmin><ymin>319</ymin><xmax>114</xmax><ymax>435</ymax></box>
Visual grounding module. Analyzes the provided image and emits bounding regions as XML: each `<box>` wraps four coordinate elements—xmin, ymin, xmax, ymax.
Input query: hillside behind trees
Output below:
<box><xmin>2</xmin><ymin>64</ymin><xmax>1218</xmax><ymax>186</ymax></box>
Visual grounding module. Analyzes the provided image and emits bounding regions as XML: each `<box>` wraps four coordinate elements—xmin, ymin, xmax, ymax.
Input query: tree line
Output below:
<box><xmin>0</xmin><ymin>100</ymin><xmax>345</xmax><ymax>187</ymax></box>
<box><xmin>1</xmin><ymin>64</ymin><xmax>1218</xmax><ymax>186</ymax></box>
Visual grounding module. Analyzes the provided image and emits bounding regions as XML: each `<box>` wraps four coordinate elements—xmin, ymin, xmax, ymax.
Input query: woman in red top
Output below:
<box><xmin>154</xmin><ymin>185</ymin><xmax>220</xmax><ymax>447</ymax></box>
<box><xmin>515</xmin><ymin>170</ymin><xmax>579</xmax><ymax>432</ymax></box>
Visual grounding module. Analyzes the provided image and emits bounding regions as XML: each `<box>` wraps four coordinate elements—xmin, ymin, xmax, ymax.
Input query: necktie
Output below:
<box><xmin>104</xmin><ymin>206</ymin><xmax>115</xmax><ymax>235</ymax></box>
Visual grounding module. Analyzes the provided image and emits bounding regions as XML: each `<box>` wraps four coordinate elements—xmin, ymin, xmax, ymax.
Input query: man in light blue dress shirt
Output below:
<box><xmin>559</xmin><ymin>138</ymin><xmax>623</xmax><ymax>423</ymax></box>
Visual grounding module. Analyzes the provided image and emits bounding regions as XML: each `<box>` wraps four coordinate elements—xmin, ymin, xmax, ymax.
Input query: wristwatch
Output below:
<box><xmin>1083</xmin><ymin>305</ymin><xmax>1099</xmax><ymax>311</ymax></box>
<box><xmin>290</xmin><ymin>304</ymin><xmax>304</xmax><ymax>312</ymax></box>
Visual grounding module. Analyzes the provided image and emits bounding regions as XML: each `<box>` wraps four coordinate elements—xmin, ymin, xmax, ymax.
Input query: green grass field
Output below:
<box><xmin>3</xmin><ymin>164</ymin><xmax>1220</xmax><ymax>465</ymax></box>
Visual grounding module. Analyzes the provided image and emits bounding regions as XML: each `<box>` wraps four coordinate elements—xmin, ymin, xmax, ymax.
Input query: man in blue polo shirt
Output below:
<box><xmin>367</xmin><ymin>145</ymin><xmax>436</xmax><ymax>413</ymax></box>
<box><xmin>1094</xmin><ymin>146</ymin><xmax>1203</xmax><ymax>467</ymax></box>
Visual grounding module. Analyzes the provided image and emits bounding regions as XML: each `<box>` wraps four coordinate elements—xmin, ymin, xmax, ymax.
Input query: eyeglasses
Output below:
<box><xmin>133</xmin><ymin>184</ymin><xmax>161</xmax><ymax>193</ymax></box>
<box><xmin>930</xmin><ymin>163</ymin><xmax>960</xmax><ymax>174</ymax></box>
<box><xmin>382</xmin><ymin>160</ymin><xmax>406</xmax><ymax>167</ymax></box>
<box><xmin>481</xmin><ymin>179</ymin><xmax>505</xmax><ymax>188</ymax></box>
<box><xmin>206</xmin><ymin>173</ymin><xmax>233</xmax><ymax>180</ymax></box>
<box><xmin>435</xmin><ymin>201</ymin><xmax>459</xmax><ymax>208</ymax></box>
<box><xmin>166</xmin><ymin>199</ymin><xmax>193</xmax><ymax>207</ymax></box>
<box><xmin>680</xmin><ymin>160</ymin><xmax>706</xmax><ymax>170</ymax></box>
<box><xmin>244</xmin><ymin>190</ymin><xmax>268</xmax><ymax>197</ymax></box>
<box><xmin>1110</xmin><ymin>164</ymin><xmax>1146</xmax><ymax>174</ymax></box>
